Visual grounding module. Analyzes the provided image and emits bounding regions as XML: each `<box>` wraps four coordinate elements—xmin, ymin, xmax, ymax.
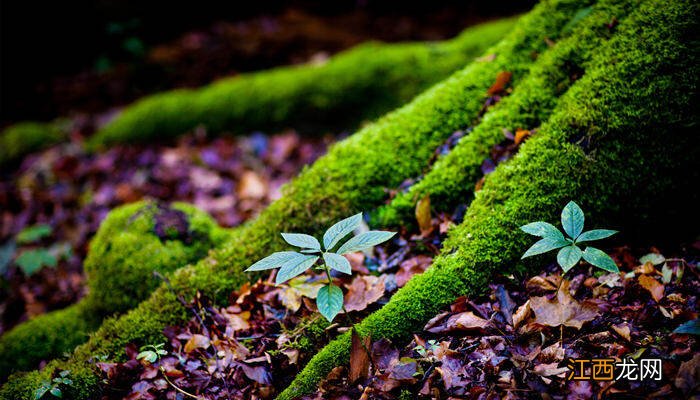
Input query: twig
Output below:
<box><xmin>160</xmin><ymin>367</ymin><xmax>203</xmax><ymax>399</ymax></box>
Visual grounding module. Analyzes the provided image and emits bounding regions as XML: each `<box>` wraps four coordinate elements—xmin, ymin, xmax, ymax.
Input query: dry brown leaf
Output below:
<box><xmin>675</xmin><ymin>353</ymin><xmax>700</xmax><ymax>395</ymax></box>
<box><xmin>635</xmin><ymin>261</ymin><xmax>657</xmax><ymax>275</ymax></box>
<box><xmin>395</xmin><ymin>255</ymin><xmax>432</xmax><ymax>287</ymax></box>
<box><xmin>349</xmin><ymin>330</ymin><xmax>371</xmax><ymax>383</ymax></box>
<box><xmin>345</xmin><ymin>275</ymin><xmax>386</xmax><ymax>312</ymax></box>
<box><xmin>526</xmin><ymin>275</ymin><xmax>559</xmax><ymax>292</ymax></box>
<box><xmin>513</xmin><ymin>300</ymin><xmax>531</xmax><ymax>329</ymax></box>
<box><xmin>514</xmin><ymin>128</ymin><xmax>531</xmax><ymax>145</ymax></box>
<box><xmin>530</xmin><ymin>281</ymin><xmax>598</xmax><ymax>329</ymax></box>
<box><xmin>612</xmin><ymin>323</ymin><xmax>631</xmax><ymax>341</ymax></box>
<box><xmin>415</xmin><ymin>195</ymin><xmax>433</xmax><ymax>237</ymax></box>
<box><xmin>184</xmin><ymin>334</ymin><xmax>210</xmax><ymax>353</ymax></box>
<box><xmin>639</xmin><ymin>274</ymin><xmax>665</xmax><ymax>302</ymax></box>
<box><xmin>424</xmin><ymin>311</ymin><xmax>489</xmax><ymax>334</ymax></box>
<box><xmin>487</xmin><ymin>71</ymin><xmax>512</xmax><ymax>95</ymax></box>
<box><xmin>237</xmin><ymin>171</ymin><xmax>267</xmax><ymax>199</ymax></box>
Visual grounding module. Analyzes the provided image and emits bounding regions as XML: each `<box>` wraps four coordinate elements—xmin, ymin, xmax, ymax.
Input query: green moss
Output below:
<box><xmin>375</xmin><ymin>0</ymin><xmax>636</xmax><ymax>227</ymax></box>
<box><xmin>0</xmin><ymin>1</ymin><xmax>617</xmax><ymax>396</ymax></box>
<box><xmin>0</xmin><ymin>201</ymin><xmax>226</xmax><ymax>379</ymax></box>
<box><xmin>0</xmin><ymin>121</ymin><xmax>67</xmax><ymax>165</ymax></box>
<box><xmin>278</xmin><ymin>0</ymin><xmax>698</xmax><ymax>397</ymax></box>
<box><xmin>87</xmin><ymin>18</ymin><xmax>517</xmax><ymax>149</ymax></box>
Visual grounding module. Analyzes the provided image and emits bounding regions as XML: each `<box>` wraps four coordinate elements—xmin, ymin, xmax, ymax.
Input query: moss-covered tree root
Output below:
<box><xmin>86</xmin><ymin>18</ymin><xmax>517</xmax><ymax>149</ymax></box>
<box><xmin>0</xmin><ymin>121</ymin><xmax>67</xmax><ymax>166</ymax></box>
<box><xmin>375</xmin><ymin>0</ymin><xmax>636</xmax><ymax>227</ymax></box>
<box><xmin>0</xmin><ymin>201</ymin><xmax>227</xmax><ymax>378</ymax></box>
<box><xmin>0</xmin><ymin>2</ymin><xmax>588</xmax><ymax>397</ymax></box>
<box><xmin>278</xmin><ymin>0</ymin><xmax>698</xmax><ymax>397</ymax></box>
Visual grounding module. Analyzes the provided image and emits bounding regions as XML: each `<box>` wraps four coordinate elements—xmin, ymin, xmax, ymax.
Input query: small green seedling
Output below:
<box><xmin>414</xmin><ymin>339</ymin><xmax>440</xmax><ymax>358</ymax></box>
<box><xmin>4</xmin><ymin>224</ymin><xmax>71</xmax><ymax>276</ymax></box>
<box><xmin>246</xmin><ymin>213</ymin><xmax>395</xmax><ymax>322</ymax></box>
<box><xmin>136</xmin><ymin>343</ymin><xmax>168</xmax><ymax>363</ymax></box>
<box><xmin>521</xmin><ymin>201</ymin><xmax>619</xmax><ymax>273</ymax></box>
<box><xmin>33</xmin><ymin>370</ymin><xmax>72</xmax><ymax>399</ymax></box>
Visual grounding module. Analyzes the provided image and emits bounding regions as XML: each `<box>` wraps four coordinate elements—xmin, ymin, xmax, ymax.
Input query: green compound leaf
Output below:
<box><xmin>557</xmin><ymin>245</ymin><xmax>582</xmax><ymax>272</ymax></box>
<box><xmin>576</xmin><ymin>229</ymin><xmax>617</xmax><ymax>243</ymax></box>
<box><xmin>561</xmin><ymin>201</ymin><xmax>585</xmax><ymax>240</ymax></box>
<box><xmin>276</xmin><ymin>254</ymin><xmax>319</xmax><ymax>284</ymax></box>
<box><xmin>582</xmin><ymin>246</ymin><xmax>619</xmax><ymax>273</ymax></box>
<box><xmin>317</xmin><ymin>284</ymin><xmax>344</xmax><ymax>322</ymax></box>
<box><xmin>521</xmin><ymin>237</ymin><xmax>569</xmax><ymax>259</ymax></box>
<box><xmin>15</xmin><ymin>249</ymin><xmax>57</xmax><ymax>276</ymax></box>
<box><xmin>323</xmin><ymin>252</ymin><xmax>351</xmax><ymax>275</ymax></box>
<box><xmin>323</xmin><ymin>213</ymin><xmax>363</xmax><ymax>251</ymax></box>
<box><xmin>673</xmin><ymin>319</ymin><xmax>700</xmax><ymax>336</ymax></box>
<box><xmin>16</xmin><ymin>224</ymin><xmax>52</xmax><ymax>244</ymax></box>
<box><xmin>246</xmin><ymin>251</ymin><xmax>302</xmax><ymax>272</ymax></box>
<box><xmin>281</xmin><ymin>233</ymin><xmax>321</xmax><ymax>250</ymax></box>
<box><xmin>336</xmin><ymin>231</ymin><xmax>395</xmax><ymax>255</ymax></box>
<box><xmin>520</xmin><ymin>221</ymin><xmax>566</xmax><ymax>242</ymax></box>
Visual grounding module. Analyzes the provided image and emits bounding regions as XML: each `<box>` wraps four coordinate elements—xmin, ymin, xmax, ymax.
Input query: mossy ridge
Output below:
<box><xmin>0</xmin><ymin>201</ymin><xmax>227</xmax><ymax>379</ymax></box>
<box><xmin>376</xmin><ymin>0</ymin><xmax>635</xmax><ymax>227</ymax></box>
<box><xmin>1</xmin><ymin>1</ymin><xmax>587</xmax><ymax>397</ymax></box>
<box><xmin>278</xmin><ymin>0</ymin><xmax>699</xmax><ymax>397</ymax></box>
<box><xmin>0</xmin><ymin>121</ymin><xmax>67</xmax><ymax>166</ymax></box>
<box><xmin>86</xmin><ymin>18</ymin><xmax>517</xmax><ymax>149</ymax></box>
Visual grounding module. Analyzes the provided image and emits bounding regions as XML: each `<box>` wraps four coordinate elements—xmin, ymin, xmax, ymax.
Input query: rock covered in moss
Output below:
<box><xmin>0</xmin><ymin>200</ymin><xmax>228</xmax><ymax>378</ymax></box>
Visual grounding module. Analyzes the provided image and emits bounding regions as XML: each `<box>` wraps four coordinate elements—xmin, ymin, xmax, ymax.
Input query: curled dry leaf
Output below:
<box><xmin>395</xmin><ymin>255</ymin><xmax>432</xmax><ymax>287</ymax></box>
<box><xmin>344</xmin><ymin>275</ymin><xmax>386</xmax><ymax>312</ymax></box>
<box><xmin>513</xmin><ymin>299</ymin><xmax>531</xmax><ymax>329</ymax></box>
<box><xmin>424</xmin><ymin>311</ymin><xmax>489</xmax><ymax>334</ymax></box>
<box><xmin>487</xmin><ymin>71</ymin><xmax>512</xmax><ymax>95</ymax></box>
<box><xmin>638</xmin><ymin>274</ymin><xmax>665</xmax><ymax>302</ymax></box>
<box><xmin>530</xmin><ymin>281</ymin><xmax>598</xmax><ymax>329</ymax></box>
<box><xmin>184</xmin><ymin>334</ymin><xmax>210</xmax><ymax>353</ymax></box>
<box><xmin>349</xmin><ymin>330</ymin><xmax>371</xmax><ymax>383</ymax></box>
<box><xmin>415</xmin><ymin>195</ymin><xmax>433</xmax><ymax>237</ymax></box>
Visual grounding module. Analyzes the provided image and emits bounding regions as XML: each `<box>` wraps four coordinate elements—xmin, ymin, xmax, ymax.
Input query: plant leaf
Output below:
<box><xmin>561</xmin><ymin>201</ymin><xmax>584</xmax><ymax>239</ymax></box>
<box><xmin>639</xmin><ymin>252</ymin><xmax>665</xmax><ymax>265</ymax></box>
<box><xmin>15</xmin><ymin>249</ymin><xmax>57</xmax><ymax>276</ymax></box>
<box><xmin>246</xmin><ymin>251</ymin><xmax>302</xmax><ymax>272</ymax></box>
<box><xmin>33</xmin><ymin>385</ymin><xmax>49</xmax><ymax>400</ymax></box>
<box><xmin>557</xmin><ymin>245</ymin><xmax>582</xmax><ymax>272</ymax></box>
<box><xmin>582</xmin><ymin>247</ymin><xmax>619</xmax><ymax>273</ymax></box>
<box><xmin>281</xmin><ymin>233</ymin><xmax>320</xmax><ymax>250</ymax></box>
<box><xmin>276</xmin><ymin>255</ymin><xmax>319</xmax><ymax>284</ymax></box>
<box><xmin>16</xmin><ymin>224</ymin><xmax>52</xmax><ymax>244</ymax></box>
<box><xmin>336</xmin><ymin>231</ymin><xmax>395</xmax><ymax>255</ymax></box>
<box><xmin>317</xmin><ymin>284</ymin><xmax>344</xmax><ymax>322</ymax></box>
<box><xmin>323</xmin><ymin>252</ymin><xmax>351</xmax><ymax>275</ymax></box>
<box><xmin>415</xmin><ymin>195</ymin><xmax>432</xmax><ymax>236</ymax></box>
<box><xmin>323</xmin><ymin>213</ymin><xmax>363</xmax><ymax>251</ymax></box>
<box><xmin>49</xmin><ymin>387</ymin><xmax>62</xmax><ymax>398</ymax></box>
<box><xmin>576</xmin><ymin>229</ymin><xmax>617</xmax><ymax>243</ymax></box>
<box><xmin>520</xmin><ymin>221</ymin><xmax>565</xmax><ymax>241</ymax></box>
<box><xmin>521</xmin><ymin>237</ymin><xmax>568</xmax><ymax>258</ymax></box>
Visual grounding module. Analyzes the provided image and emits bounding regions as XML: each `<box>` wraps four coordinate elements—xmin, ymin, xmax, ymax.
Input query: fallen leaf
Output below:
<box><xmin>639</xmin><ymin>274</ymin><xmax>665</xmax><ymax>302</ymax></box>
<box><xmin>526</xmin><ymin>275</ymin><xmax>559</xmax><ymax>292</ymax></box>
<box><xmin>395</xmin><ymin>255</ymin><xmax>432</xmax><ymax>287</ymax></box>
<box><xmin>184</xmin><ymin>334</ymin><xmax>210</xmax><ymax>353</ymax></box>
<box><xmin>237</xmin><ymin>171</ymin><xmax>267</xmax><ymax>199</ymax></box>
<box><xmin>635</xmin><ymin>261</ymin><xmax>657</xmax><ymax>275</ymax></box>
<box><xmin>513</xmin><ymin>300</ymin><xmax>531</xmax><ymax>329</ymax></box>
<box><xmin>495</xmin><ymin>285</ymin><xmax>516</xmax><ymax>325</ymax></box>
<box><xmin>415</xmin><ymin>195</ymin><xmax>433</xmax><ymax>237</ymax></box>
<box><xmin>349</xmin><ymin>330</ymin><xmax>371</xmax><ymax>383</ymax></box>
<box><xmin>514</xmin><ymin>128</ymin><xmax>531</xmax><ymax>145</ymax></box>
<box><xmin>424</xmin><ymin>311</ymin><xmax>489</xmax><ymax>334</ymax></box>
<box><xmin>675</xmin><ymin>354</ymin><xmax>700</xmax><ymax>395</ymax></box>
<box><xmin>487</xmin><ymin>71</ymin><xmax>512</xmax><ymax>95</ymax></box>
<box><xmin>612</xmin><ymin>323</ymin><xmax>632</xmax><ymax>341</ymax></box>
<box><xmin>345</xmin><ymin>275</ymin><xmax>386</xmax><ymax>312</ymax></box>
<box><xmin>530</xmin><ymin>281</ymin><xmax>598</xmax><ymax>329</ymax></box>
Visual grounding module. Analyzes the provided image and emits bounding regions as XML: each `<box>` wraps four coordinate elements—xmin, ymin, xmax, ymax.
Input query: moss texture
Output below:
<box><xmin>278</xmin><ymin>0</ymin><xmax>699</xmax><ymax>397</ymax></box>
<box><xmin>0</xmin><ymin>1</ymin><xmax>629</xmax><ymax>397</ymax></box>
<box><xmin>375</xmin><ymin>0</ymin><xmax>636</xmax><ymax>227</ymax></box>
<box><xmin>0</xmin><ymin>121</ymin><xmax>66</xmax><ymax>166</ymax></box>
<box><xmin>0</xmin><ymin>201</ymin><xmax>226</xmax><ymax>379</ymax></box>
<box><xmin>86</xmin><ymin>18</ymin><xmax>517</xmax><ymax>148</ymax></box>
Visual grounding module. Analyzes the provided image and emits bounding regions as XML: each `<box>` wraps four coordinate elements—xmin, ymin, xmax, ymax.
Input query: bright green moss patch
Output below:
<box><xmin>375</xmin><ymin>0</ymin><xmax>636</xmax><ymax>227</ymax></box>
<box><xmin>278</xmin><ymin>0</ymin><xmax>698</xmax><ymax>397</ymax></box>
<box><xmin>0</xmin><ymin>121</ymin><xmax>67</xmax><ymax>165</ymax></box>
<box><xmin>87</xmin><ymin>18</ymin><xmax>517</xmax><ymax>148</ymax></box>
<box><xmin>0</xmin><ymin>201</ymin><xmax>226</xmax><ymax>379</ymax></box>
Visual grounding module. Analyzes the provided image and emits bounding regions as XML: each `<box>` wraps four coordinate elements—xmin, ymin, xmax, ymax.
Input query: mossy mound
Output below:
<box><xmin>0</xmin><ymin>121</ymin><xmax>67</xmax><ymax>166</ymax></box>
<box><xmin>0</xmin><ymin>201</ymin><xmax>228</xmax><ymax>378</ymax></box>
<box><xmin>1</xmin><ymin>1</ymin><xmax>592</xmax><ymax>397</ymax></box>
<box><xmin>86</xmin><ymin>18</ymin><xmax>516</xmax><ymax>148</ymax></box>
<box><xmin>279</xmin><ymin>0</ymin><xmax>698</xmax><ymax>396</ymax></box>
